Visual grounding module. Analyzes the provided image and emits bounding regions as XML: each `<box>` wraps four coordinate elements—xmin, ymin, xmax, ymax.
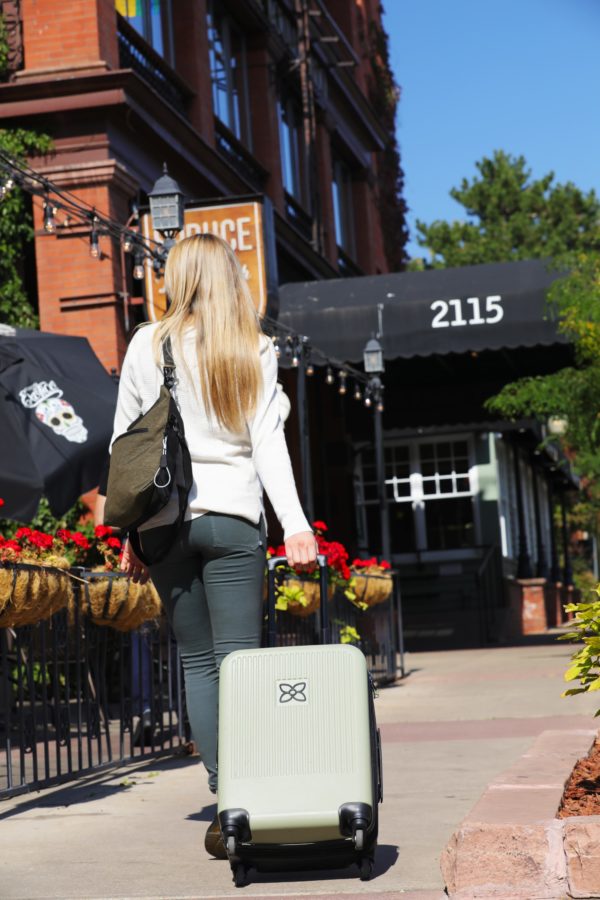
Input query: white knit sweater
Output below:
<box><xmin>110</xmin><ymin>324</ymin><xmax>311</xmax><ymax>539</ymax></box>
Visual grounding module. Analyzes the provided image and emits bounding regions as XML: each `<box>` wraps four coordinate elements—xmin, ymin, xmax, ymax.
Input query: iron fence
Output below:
<box><xmin>1</xmin><ymin>570</ymin><xmax>403</xmax><ymax>800</ymax></box>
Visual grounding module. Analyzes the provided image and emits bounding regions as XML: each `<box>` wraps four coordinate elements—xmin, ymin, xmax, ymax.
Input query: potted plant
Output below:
<box><xmin>350</xmin><ymin>556</ymin><xmax>393</xmax><ymax>608</ymax></box>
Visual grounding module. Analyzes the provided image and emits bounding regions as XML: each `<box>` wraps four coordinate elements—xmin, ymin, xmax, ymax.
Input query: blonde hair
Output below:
<box><xmin>153</xmin><ymin>233</ymin><xmax>262</xmax><ymax>433</ymax></box>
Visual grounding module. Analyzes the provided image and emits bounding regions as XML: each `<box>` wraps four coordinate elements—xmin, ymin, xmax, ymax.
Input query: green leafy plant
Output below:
<box><xmin>560</xmin><ymin>587</ymin><xmax>600</xmax><ymax>715</ymax></box>
<box><xmin>11</xmin><ymin>661</ymin><xmax>65</xmax><ymax>697</ymax></box>
<box><xmin>0</xmin><ymin>127</ymin><xmax>53</xmax><ymax>327</ymax></box>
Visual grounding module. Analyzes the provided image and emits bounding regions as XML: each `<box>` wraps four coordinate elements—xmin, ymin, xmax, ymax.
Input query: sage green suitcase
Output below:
<box><xmin>217</xmin><ymin>556</ymin><xmax>382</xmax><ymax>887</ymax></box>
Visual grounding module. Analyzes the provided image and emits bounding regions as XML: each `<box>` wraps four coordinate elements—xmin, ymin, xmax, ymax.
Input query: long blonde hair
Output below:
<box><xmin>153</xmin><ymin>233</ymin><xmax>262</xmax><ymax>433</ymax></box>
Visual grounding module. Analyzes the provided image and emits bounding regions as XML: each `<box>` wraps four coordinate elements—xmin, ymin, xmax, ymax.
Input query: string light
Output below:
<box><xmin>353</xmin><ymin>382</ymin><xmax>362</xmax><ymax>401</ymax></box>
<box><xmin>133</xmin><ymin>252</ymin><xmax>145</xmax><ymax>280</ymax></box>
<box><xmin>306</xmin><ymin>362</ymin><xmax>315</xmax><ymax>376</ymax></box>
<box><xmin>377</xmin><ymin>399</ymin><xmax>384</xmax><ymax>412</ymax></box>
<box><xmin>272</xmin><ymin>335</ymin><xmax>281</xmax><ymax>359</ymax></box>
<box><xmin>338</xmin><ymin>370</ymin><xmax>347</xmax><ymax>395</ymax></box>
<box><xmin>43</xmin><ymin>201</ymin><xmax>56</xmax><ymax>233</ymax></box>
<box><xmin>325</xmin><ymin>367</ymin><xmax>335</xmax><ymax>385</ymax></box>
<box><xmin>364</xmin><ymin>390</ymin><xmax>372</xmax><ymax>408</ymax></box>
<box><xmin>89</xmin><ymin>229</ymin><xmax>100</xmax><ymax>259</ymax></box>
<box><xmin>123</xmin><ymin>234</ymin><xmax>133</xmax><ymax>253</ymax></box>
<box><xmin>0</xmin><ymin>176</ymin><xmax>14</xmax><ymax>198</ymax></box>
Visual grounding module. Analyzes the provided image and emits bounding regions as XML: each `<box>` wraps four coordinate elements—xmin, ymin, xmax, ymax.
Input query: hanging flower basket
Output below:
<box><xmin>281</xmin><ymin>576</ymin><xmax>336</xmax><ymax>617</ymax></box>
<box><xmin>0</xmin><ymin>559</ymin><xmax>74</xmax><ymax>628</ymax></box>
<box><xmin>350</xmin><ymin>558</ymin><xmax>393</xmax><ymax>608</ymax></box>
<box><xmin>79</xmin><ymin>571</ymin><xmax>162</xmax><ymax>631</ymax></box>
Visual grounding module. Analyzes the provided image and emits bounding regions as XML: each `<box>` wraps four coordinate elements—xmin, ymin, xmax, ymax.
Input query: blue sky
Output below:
<box><xmin>383</xmin><ymin>0</ymin><xmax>600</xmax><ymax>259</ymax></box>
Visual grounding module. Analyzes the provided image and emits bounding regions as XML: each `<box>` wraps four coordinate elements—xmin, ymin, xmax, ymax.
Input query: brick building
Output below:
<box><xmin>0</xmin><ymin>0</ymin><xmax>407</xmax><ymax>370</ymax></box>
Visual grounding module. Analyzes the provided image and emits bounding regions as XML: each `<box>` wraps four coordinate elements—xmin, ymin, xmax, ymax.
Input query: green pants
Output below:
<box><xmin>142</xmin><ymin>513</ymin><xmax>266</xmax><ymax>793</ymax></box>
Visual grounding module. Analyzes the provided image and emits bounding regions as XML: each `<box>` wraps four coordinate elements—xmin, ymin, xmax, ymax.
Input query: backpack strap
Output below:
<box><xmin>162</xmin><ymin>336</ymin><xmax>176</xmax><ymax>391</ymax></box>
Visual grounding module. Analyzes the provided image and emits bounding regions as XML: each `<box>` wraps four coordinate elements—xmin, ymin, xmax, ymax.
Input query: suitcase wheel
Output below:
<box><xmin>233</xmin><ymin>863</ymin><xmax>248</xmax><ymax>888</ymax></box>
<box><xmin>358</xmin><ymin>857</ymin><xmax>374</xmax><ymax>881</ymax></box>
<box><xmin>226</xmin><ymin>835</ymin><xmax>237</xmax><ymax>857</ymax></box>
<box><xmin>354</xmin><ymin>827</ymin><xmax>365</xmax><ymax>851</ymax></box>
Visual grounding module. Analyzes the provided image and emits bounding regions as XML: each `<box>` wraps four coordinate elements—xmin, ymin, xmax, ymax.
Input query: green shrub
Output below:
<box><xmin>560</xmin><ymin>588</ymin><xmax>600</xmax><ymax>715</ymax></box>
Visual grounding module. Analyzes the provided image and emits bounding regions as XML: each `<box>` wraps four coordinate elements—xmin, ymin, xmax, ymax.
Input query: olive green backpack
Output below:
<box><xmin>104</xmin><ymin>337</ymin><xmax>193</xmax><ymax>564</ymax></box>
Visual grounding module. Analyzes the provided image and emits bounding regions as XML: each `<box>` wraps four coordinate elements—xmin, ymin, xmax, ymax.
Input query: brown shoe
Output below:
<box><xmin>204</xmin><ymin>813</ymin><xmax>227</xmax><ymax>859</ymax></box>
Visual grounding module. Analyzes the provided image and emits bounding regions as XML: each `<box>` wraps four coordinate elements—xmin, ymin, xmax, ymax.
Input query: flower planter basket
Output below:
<box><xmin>351</xmin><ymin>568</ymin><xmax>393</xmax><ymax>608</ymax></box>
<box><xmin>80</xmin><ymin>571</ymin><xmax>161</xmax><ymax>631</ymax></box>
<box><xmin>283</xmin><ymin>577</ymin><xmax>336</xmax><ymax>617</ymax></box>
<box><xmin>0</xmin><ymin>560</ymin><xmax>73</xmax><ymax>628</ymax></box>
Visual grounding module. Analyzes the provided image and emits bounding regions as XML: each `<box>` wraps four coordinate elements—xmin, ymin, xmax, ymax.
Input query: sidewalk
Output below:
<box><xmin>2</xmin><ymin>632</ymin><xmax>598</xmax><ymax>900</ymax></box>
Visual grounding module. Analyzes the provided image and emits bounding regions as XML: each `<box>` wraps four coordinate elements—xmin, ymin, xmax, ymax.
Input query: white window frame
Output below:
<box><xmin>354</xmin><ymin>434</ymin><xmax>480</xmax><ymax>561</ymax></box>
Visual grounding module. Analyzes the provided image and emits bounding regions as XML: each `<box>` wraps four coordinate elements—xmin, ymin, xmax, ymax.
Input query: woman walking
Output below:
<box><xmin>110</xmin><ymin>233</ymin><xmax>317</xmax><ymax>855</ymax></box>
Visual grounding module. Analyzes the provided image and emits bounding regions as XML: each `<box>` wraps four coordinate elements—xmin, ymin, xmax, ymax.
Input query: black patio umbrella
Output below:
<box><xmin>0</xmin><ymin>325</ymin><xmax>118</xmax><ymax>522</ymax></box>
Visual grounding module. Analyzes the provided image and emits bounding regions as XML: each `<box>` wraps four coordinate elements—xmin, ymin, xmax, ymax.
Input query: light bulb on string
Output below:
<box><xmin>0</xmin><ymin>176</ymin><xmax>14</xmax><ymax>199</ymax></box>
<box><xmin>353</xmin><ymin>382</ymin><xmax>362</xmax><ymax>401</ymax></box>
<box><xmin>377</xmin><ymin>399</ymin><xmax>384</xmax><ymax>413</ymax></box>
<box><xmin>364</xmin><ymin>390</ymin><xmax>372</xmax><ymax>408</ymax></box>
<box><xmin>123</xmin><ymin>234</ymin><xmax>133</xmax><ymax>253</ymax></box>
<box><xmin>272</xmin><ymin>335</ymin><xmax>281</xmax><ymax>359</ymax></box>
<box><xmin>338</xmin><ymin>370</ymin><xmax>347</xmax><ymax>395</ymax></box>
<box><xmin>306</xmin><ymin>361</ymin><xmax>315</xmax><ymax>377</ymax></box>
<box><xmin>133</xmin><ymin>252</ymin><xmax>145</xmax><ymax>280</ymax></box>
<box><xmin>325</xmin><ymin>367</ymin><xmax>335</xmax><ymax>385</ymax></box>
<box><xmin>43</xmin><ymin>201</ymin><xmax>56</xmax><ymax>233</ymax></box>
<box><xmin>89</xmin><ymin>229</ymin><xmax>100</xmax><ymax>259</ymax></box>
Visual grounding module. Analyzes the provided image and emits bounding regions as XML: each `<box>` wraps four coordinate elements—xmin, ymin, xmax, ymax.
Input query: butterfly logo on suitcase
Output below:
<box><xmin>277</xmin><ymin>680</ymin><xmax>308</xmax><ymax>704</ymax></box>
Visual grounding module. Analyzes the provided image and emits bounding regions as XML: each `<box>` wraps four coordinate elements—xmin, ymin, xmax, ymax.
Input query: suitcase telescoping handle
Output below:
<box><xmin>266</xmin><ymin>554</ymin><xmax>330</xmax><ymax>647</ymax></box>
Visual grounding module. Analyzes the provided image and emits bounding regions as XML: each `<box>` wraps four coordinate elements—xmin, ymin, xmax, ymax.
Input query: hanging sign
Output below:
<box><xmin>140</xmin><ymin>197</ymin><xmax>278</xmax><ymax>321</ymax></box>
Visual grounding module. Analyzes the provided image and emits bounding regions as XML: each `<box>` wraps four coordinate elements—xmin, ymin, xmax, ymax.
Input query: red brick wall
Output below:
<box><xmin>33</xmin><ymin>173</ymin><xmax>129</xmax><ymax>372</ymax></box>
<box><xmin>21</xmin><ymin>0</ymin><xmax>118</xmax><ymax>72</ymax></box>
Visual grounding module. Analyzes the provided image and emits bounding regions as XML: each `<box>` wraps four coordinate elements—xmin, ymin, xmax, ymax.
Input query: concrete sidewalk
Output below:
<box><xmin>2</xmin><ymin>633</ymin><xmax>599</xmax><ymax>900</ymax></box>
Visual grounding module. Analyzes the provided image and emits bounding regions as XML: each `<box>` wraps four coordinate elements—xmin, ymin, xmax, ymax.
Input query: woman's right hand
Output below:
<box><xmin>120</xmin><ymin>538</ymin><xmax>150</xmax><ymax>584</ymax></box>
<box><xmin>285</xmin><ymin>531</ymin><xmax>318</xmax><ymax>573</ymax></box>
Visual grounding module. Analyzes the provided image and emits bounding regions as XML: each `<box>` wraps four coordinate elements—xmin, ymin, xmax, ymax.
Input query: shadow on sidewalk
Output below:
<box><xmin>224</xmin><ymin>844</ymin><xmax>399</xmax><ymax>886</ymax></box>
<box><xmin>0</xmin><ymin>753</ymin><xmax>200</xmax><ymax>821</ymax></box>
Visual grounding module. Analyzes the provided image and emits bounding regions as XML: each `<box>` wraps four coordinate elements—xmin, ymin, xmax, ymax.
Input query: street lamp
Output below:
<box><xmin>363</xmin><ymin>336</ymin><xmax>391</xmax><ymax>562</ymax></box>
<box><xmin>363</xmin><ymin>336</ymin><xmax>384</xmax><ymax>374</ymax></box>
<box><xmin>148</xmin><ymin>162</ymin><xmax>185</xmax><ymax>249</ymax></box>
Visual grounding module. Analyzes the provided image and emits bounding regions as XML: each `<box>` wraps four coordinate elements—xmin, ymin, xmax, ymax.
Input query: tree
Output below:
<box><xmin>487</xmin><ymin>252</ymin><xmax>600</xmax><ymax>528</ymax></box>
<box><xmin>0</xmin><ymin>128</ymin><xmax>53</xmax><ymax>327</ymax></box>
<box><xmin>413</xmin><ymin>150</ymin><xmax>600</xmax><ymax>268</ymax></box>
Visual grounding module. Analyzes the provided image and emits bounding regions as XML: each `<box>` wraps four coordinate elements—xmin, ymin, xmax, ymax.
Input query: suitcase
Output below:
<box><xmin>217</xmin><ymin>554</ymin><xmax>383</xmax><ymax>887</ymax></box>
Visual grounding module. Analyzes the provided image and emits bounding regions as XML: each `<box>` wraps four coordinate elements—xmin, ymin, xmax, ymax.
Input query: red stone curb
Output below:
<box><xmin>440</xmin><ymin>728</ymin><xmax>600</xmax><ymax>899</ymax></box>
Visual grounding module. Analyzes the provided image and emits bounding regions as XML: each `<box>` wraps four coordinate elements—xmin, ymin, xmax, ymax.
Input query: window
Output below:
<box><xmin>115</xmin><ymin>0</ymin><xmax>174</xmax><ymax>64</ymax></box>
<box><xmin>331</xmin><ymin>156</ymin><xmax>355</xmax><ymax>258</ymax></box>
<box><xmin>278</xmin><ymin>95</ymin><xmax>306</xmax><ymax>206</ymax></box>
<box><xmin>207</xmin><ymin>3</ymin><xmax>251</xmax><ymax>146</ymax></box>
<box><xmin>355</xmin><ymin>437</ymin><xmax>477</xmax><ymax>555</ymax></box>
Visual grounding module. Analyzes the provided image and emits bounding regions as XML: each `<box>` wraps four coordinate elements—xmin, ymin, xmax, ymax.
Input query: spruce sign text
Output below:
<box><xmin>430</xmin><ymin>295</ymin><xmax>504</xmax><ymax>328</ymax></box>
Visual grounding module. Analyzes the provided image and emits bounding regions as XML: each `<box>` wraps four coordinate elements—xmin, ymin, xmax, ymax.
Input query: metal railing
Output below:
<box><xmin>214</xmin><ymin>120</ymin><xmax>268</xmax><ymax>191</ymax></box>
<box><xmin>117</xmin><ymin>14</ymin><xmax>191</xmax><ymax>118</ymax></box>
<box><xmin>1</xmin><ymin>583</ymin><xmax>186</xmax><ymax>800</ymax></box>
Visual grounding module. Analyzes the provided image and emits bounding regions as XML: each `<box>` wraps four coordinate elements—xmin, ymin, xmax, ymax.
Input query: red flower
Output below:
<box><xmin>380</xmin><ymin>560</ymin><xmax>391</xmax><ymax>570</ymax></box>
<box><xmin>94</xmin><ymin>524</ymin><xmax>113</xmax><ymax>539</ymax></box>
<box><xmin>3</xmin><ymin>539</ymin><xmax>22</xmax><ymax>554</ymax></box>
<box><xmin>56</xmin><ymin>529</ymin><xmax>72</xmax><ymax>543</ymax></box>
<box><xmin>70</xmin><ymin>531</ymin><xmax>90</xmax><ymax>550</ymax></box>
<box><xmin>312</xmin><ymin>520</ymin><xmax>328</xmax><ymax>532</ymax></box>
<box><xmin>0</xmin><ymin>498</ymin><xmax>4</xmax><ymax>507</ymax></box>
<box><xmin>29</xmin><ymin>531</ymin><xmax>54</xmax><ymax>550</ymax></box>
<box><xmin>15</xmin><ymin>527</ymin><xmax>32</xmax><ymax>539</ymax></box>
<box><xmin>105</xmin><ymin>536</ymin><xmax>121</xmax><ymax>550</ymax></box>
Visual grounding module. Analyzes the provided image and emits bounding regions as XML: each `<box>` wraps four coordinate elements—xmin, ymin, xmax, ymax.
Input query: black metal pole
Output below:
<box><xmin>511</xmin><ymin>440</ymin><xmax>532</xmax><ymax>578</ymax></box>
<box><xmin>560</xmin><ymin>492</ymin><xmax>573</xmax><ymax>586</ymax></box>
<box><xmin>296</xmin><ymin>345</ymin><xmax>315</xmax><ymax>522</ymax></box>
<box><xmin>372</xmin><ymin>376</ymin><xmax>391</xmax><ymax>561</ymax></box>
<box><xmin>530</xmin><ymin>457</ymin><xmax>548</xmax><ymax>578</ymax></box>
<box><xmin>547</xmin><ymin>479</ymin><xmax>561</xmax><ymax>582</ymax></box>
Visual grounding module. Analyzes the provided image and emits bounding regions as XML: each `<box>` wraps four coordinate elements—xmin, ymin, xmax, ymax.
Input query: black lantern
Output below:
<box><xmin>148</xmin><ymin>163</ymin><xmax>184</xmax><ymax>245</ymax></box>
<box><xmin>363</xmin><ymin>336</ymin><xmax>384</xmax><ymax>373</ymax></box>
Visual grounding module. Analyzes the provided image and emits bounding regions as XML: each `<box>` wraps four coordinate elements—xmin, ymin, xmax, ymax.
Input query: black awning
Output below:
<box><xmin>278</xmin><ymin>259</ymin><xmax>567</xmax><ymax>363</ymax></box>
